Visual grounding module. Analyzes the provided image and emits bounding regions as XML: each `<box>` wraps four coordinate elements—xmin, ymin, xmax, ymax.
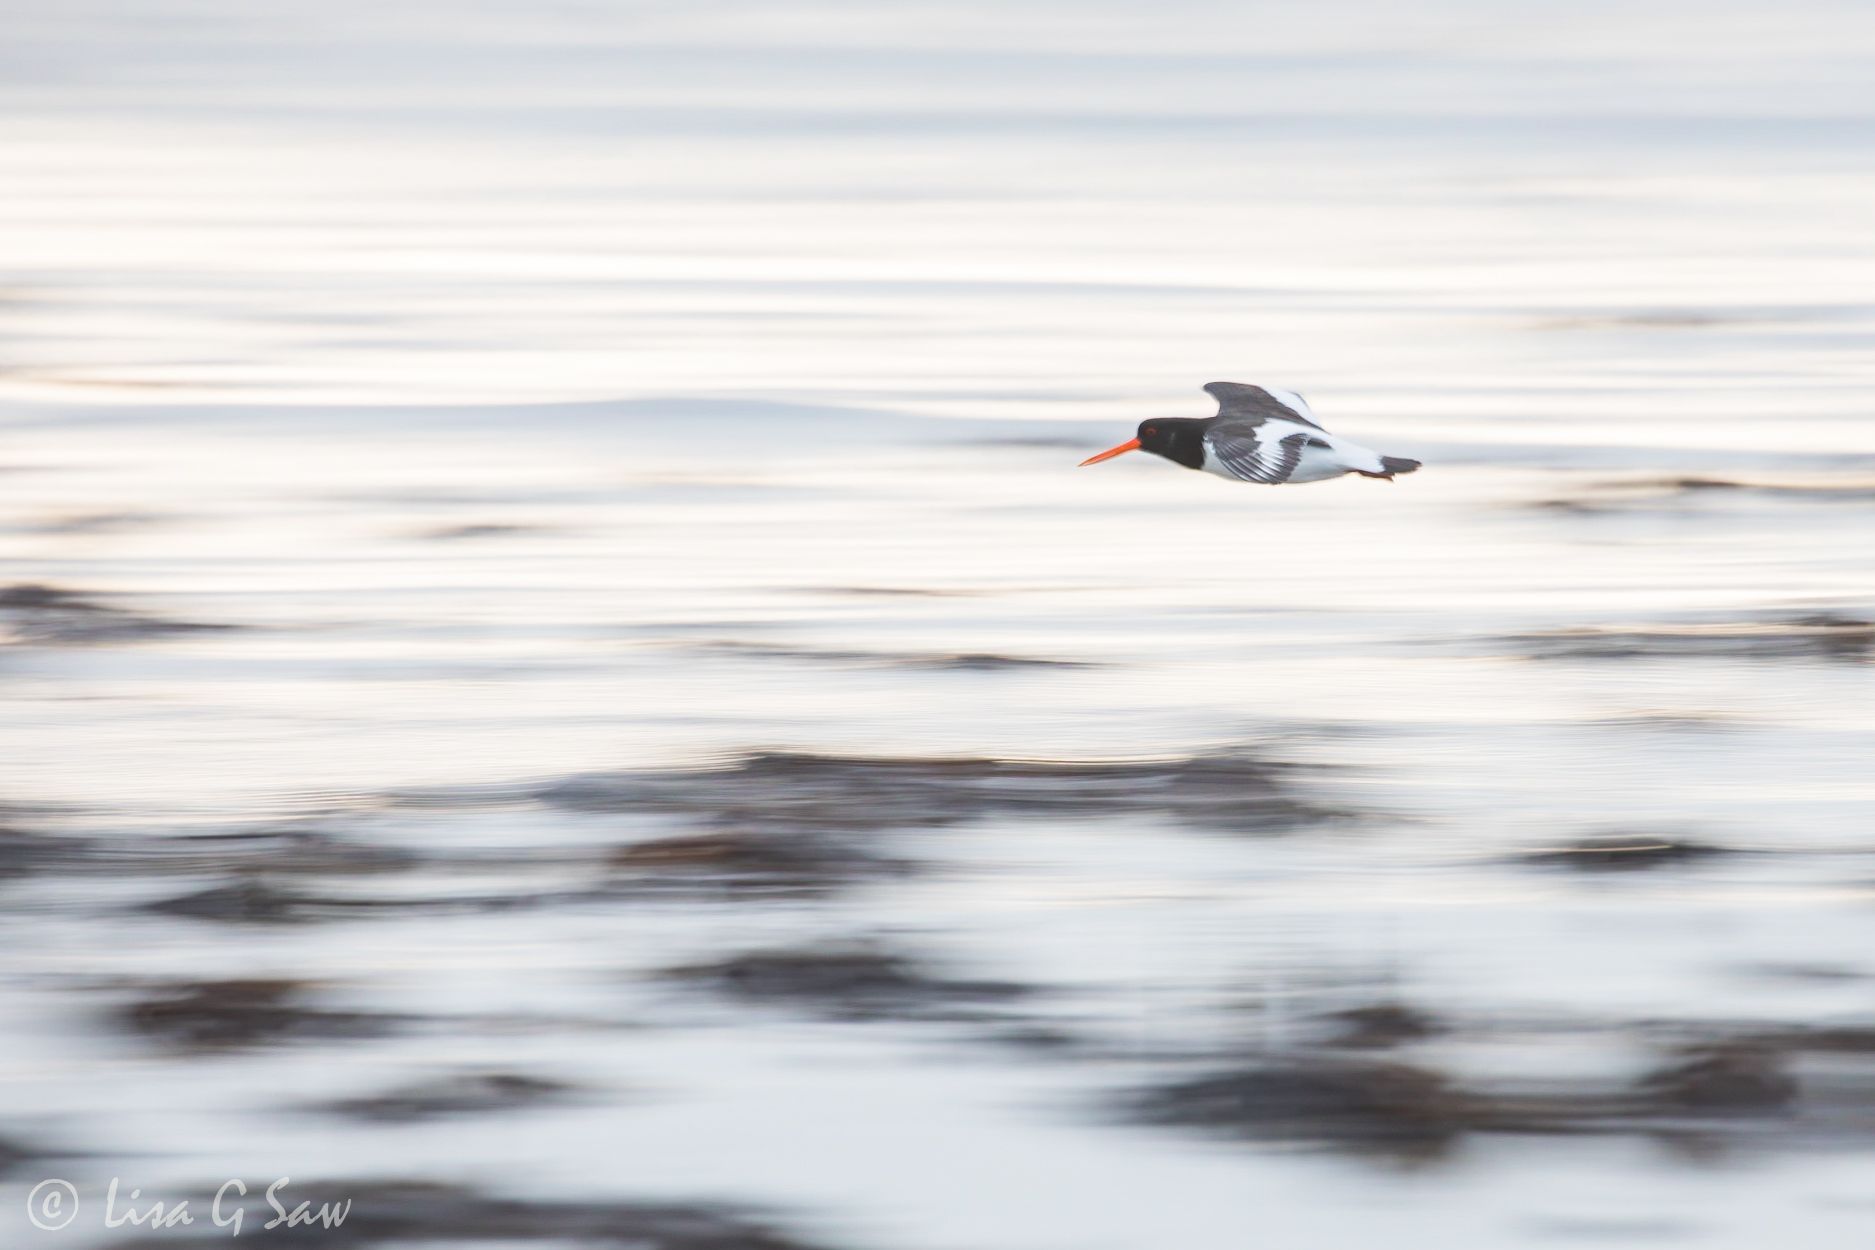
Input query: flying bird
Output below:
<box><xmin>1079</xmin><ymin>382</ymin><xmax>1420</xmax><ymax>485</ymax></box>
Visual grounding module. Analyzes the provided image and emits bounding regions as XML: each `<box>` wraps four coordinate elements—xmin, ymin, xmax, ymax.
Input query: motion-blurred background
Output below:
<box><xmin>4</xmin><ymin>2</ymin><xmax>1875</xmax><ymax>1247</ymax></box>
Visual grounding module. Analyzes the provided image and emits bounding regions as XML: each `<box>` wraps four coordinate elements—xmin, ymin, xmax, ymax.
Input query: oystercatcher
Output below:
<box><xmin>1079</xmin><ymin>382</ymin><xmax>1420</xmax><ymax>485</ymax></box>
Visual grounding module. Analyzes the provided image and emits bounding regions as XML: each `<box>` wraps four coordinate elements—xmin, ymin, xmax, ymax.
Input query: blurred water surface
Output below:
<box><xmin>3</xmin><ymin>2</ymin><xmax>1875</xmax><ymax>1248</ymax></box>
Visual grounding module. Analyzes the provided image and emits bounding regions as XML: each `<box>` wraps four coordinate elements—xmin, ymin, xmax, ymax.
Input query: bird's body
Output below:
<box><xmin>1080</xmin><ymin>382</ymin><xmax>1420</xmax><ymax>485</ymax></box>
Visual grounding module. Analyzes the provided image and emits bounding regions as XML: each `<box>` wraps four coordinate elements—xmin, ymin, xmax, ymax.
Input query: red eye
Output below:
<box><xmin>1144</xmin><ymin>426</ymin><xmax>1157</xmax><ymax>436</ymax></box>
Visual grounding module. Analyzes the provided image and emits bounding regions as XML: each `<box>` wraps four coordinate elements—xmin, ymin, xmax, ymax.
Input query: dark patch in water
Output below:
<box><xmin>119</xmin><ymin>978</ymin><xmax>399</xmax><ymax>1052</ymax></box>
<box><xmin>310</xmin><ymin>1071</ymin><xmax>581</xmax><ymax>1123</ymax></box>
<box><xmin>0</xmin><ymin>583</ymin><xmax>233</xmax><ymax>644</ymax></box>
<box><xmin>417</xmin><ymin>522</ymin><xmax>546</xmax><ymax>541</ymax></box>
<box><xmin>802</xmin><ymin>585</ymin><xmax>983</xmax><ymax>598</ymax></box>
<box><xmin>1639</xmin><ymin>476</ymin><xmax>1875</xmax><ymax>498</ymax></box>
<box><xmin>140</xmin><ymin>875</ymin><xmax>576</xmax><ymax>926</ymax></box>
<box><xmin>661</xmin><ymin>942</ymin><xmax>1033</xmax><ymax>1022</ymax></box>
<box><xmin>163</xmin><ymin>827</ymin><xmax>422</xmax><ymax>875</ymax></box>
<box><xmin>1126</xmin><ymin>1056</ymin><xmax>1467</xmax><ymax>1160</ymax></box>
<box><xmin>979</xmin><ymin>1022</ymin><xmax>1086</xmax><ymax>1052</ymax></box>
<box><xmin>1121</xmin><ymin>1020</ymin><xmax>1875</xmax><ymax>1161</ymax></box>
<box><xmin>1533</xmin><ymin>475</ymin><xmax>1875</xmax><ymax>513</ymax></box>
<box><xmin>26</xmin><ymin>510</ymin><xmax>170</xmax><ymax>535</ymax></box>
<box><xmin>1537</xmin><ymin>311</ymin><xmax>1733</xmax><ymax>331</ymax></box>
<box><xmin>935</xmin><ymin>651</ymin><xmax>1088</xmax><ymax>671</ymax></box>
<box><xmin>1742</xmin><ymin>1024</ymin><xmax>1875</xmax><ymax>1056</ymax></box>
<box><xmin>1509</xmin><ymin>615</ymin><xmax>1875</xmax><ymax>661</ymax></box>
<box><xmin>607</xmin><ymin>830</ymin><xmax>909</xmax><ymax>898</ymax></box>
<box><xmin>142</xmin><ymin>878</ymin><xmax>342</xmax><ymax>925</ymax></box>
<box><xmin>1321</xmin><ymin>1003</ymin><xmax>1445</xmax><ymax>1049</ymax></box>
<box><xmin>687</xmin><ymin>640</ymin><xmax>1092</xmax><ymax>671</ymax></box>
<box><xmin>1598</xmin><ymin>708</ymin><xmax>1743</xmax><ymax>731</ymax></box>
<box><xmin>0</xmin><ymin>825</ymin><xmax>100</xmax><ymax>877</ymax></box>
<box><xmin>537</xmin><ymin>747</ymin><xmax>1340</xmax><ymax>836</ymax></box>
<box><xmin>0</xmin><ymin>1133</ymin><xmax>52</xmax><ymax>1178</ymax></box>
<box><xmin>0</xmin><ymin>825</ymin><xmax>418</xmax><ymax>887</ymax></box>
<box><xmin>1520</xmin><ymin>833</ymin><xmax>1732</xmax><ymax>872</ymax></box>
<box><xmin>134</xmin><ymin>878</ymin><xmax>458</xmax><ymax>925</ymax></box>
<box><xmin>120</xmin><ymin>824</ymin><xmax>896</xmax><ymax>917</ymax></box>
<box><xmin>1643</xmin><ymin>1043</ymin><xmax>1797</xmax><ymax>1113</ymax></box>
<box><xmin>1736</xmin><ymin>961</ymin><xmax>1867</xmax><ymax>984</ymax></box>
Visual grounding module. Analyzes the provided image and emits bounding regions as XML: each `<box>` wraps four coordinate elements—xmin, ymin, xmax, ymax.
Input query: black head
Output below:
<box><xmin>1080</xmin><ymin>418</ymin><xmax>1209</xmax><ymax>471</ymax></box>
<box><xmin>1136</xmin><ymin>418</ymin><xmax>1210</xmax><ymax>469</ymax></box>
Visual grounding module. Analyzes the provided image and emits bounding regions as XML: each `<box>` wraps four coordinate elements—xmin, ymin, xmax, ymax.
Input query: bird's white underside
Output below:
<box><xmin>1200</xmin><ymin>418</ymin><xmax>1385</xmax><ymax>484</ymax></box>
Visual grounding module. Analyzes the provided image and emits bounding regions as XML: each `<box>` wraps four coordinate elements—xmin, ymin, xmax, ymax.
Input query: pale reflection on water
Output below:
<box><xmin>2</xmin><ymin>3</ymin><xmax>1875</xmax><ymax>1248</ymax></box>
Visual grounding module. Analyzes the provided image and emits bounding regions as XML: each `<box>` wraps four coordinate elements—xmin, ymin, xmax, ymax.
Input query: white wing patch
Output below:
<box><xmin>1263</xmin><ymin>386</ymin><xmax>1316</xmax><ymax>424</ymax></box>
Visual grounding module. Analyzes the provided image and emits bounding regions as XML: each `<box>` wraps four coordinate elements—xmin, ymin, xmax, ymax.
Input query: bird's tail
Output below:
<box><xmin>1356</xmin><ymin>456</ymin><xmax>1422</xmax><ymax>481</ymax></box>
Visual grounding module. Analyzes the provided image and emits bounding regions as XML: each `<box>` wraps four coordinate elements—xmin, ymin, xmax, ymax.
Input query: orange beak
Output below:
<box><xmin>1078</xmin><ymin>438</ymin><xmax>1140</xmax><ymax>467</ymax></box>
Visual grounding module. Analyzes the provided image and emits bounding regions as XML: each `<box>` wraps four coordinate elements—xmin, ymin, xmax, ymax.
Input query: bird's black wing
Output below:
<box><xmin>1202</xmin><ymin>381</ymin><xmax>1322</xmax><ymax>430</ymax></box>
<box><xmin>1207</xmin><ymin>420</ymin><xmax>1313</xmax><ymax>484</ymax></box>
